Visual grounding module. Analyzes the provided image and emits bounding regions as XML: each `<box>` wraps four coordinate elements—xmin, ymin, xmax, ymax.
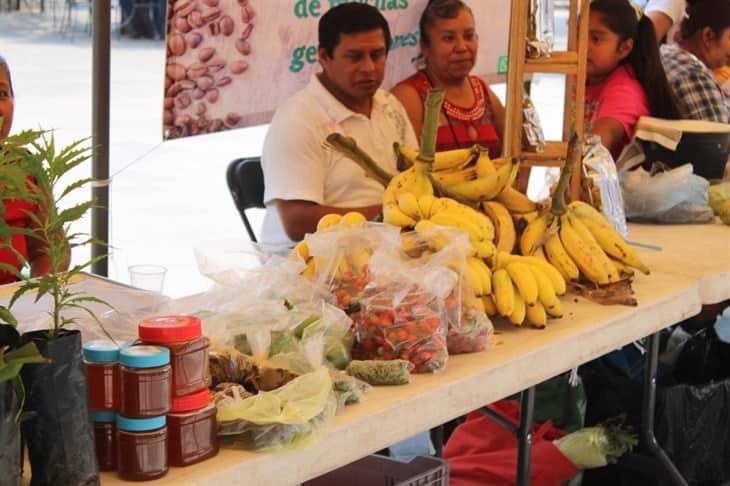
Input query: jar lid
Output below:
<box><xmin>91</xmin><ymin>410</ymin><xmax>116</xmax><ymax>423</ymax></box>
<box><xmin>138</xmin><ymin>315</ymin><xmax>202</xmax><ymax>343</ymax></box>
<box><xmin>83</xmin><ymin>340</ymin><xmax>122</xmax><ymax>363</ymax></box>
<box><xmin>120</xmin><ymin>345</ymin><xmax>170</xmax><ymax>368</ymax></box>
<box><xmin>116</xmin><ymin>414</ymin><xmax>166</xmax><ymax>432</ymax></box>
<box><xmin>170</xmin><ymin>389</ymin><xmax>211</xmax><ymax>414</ymax></box>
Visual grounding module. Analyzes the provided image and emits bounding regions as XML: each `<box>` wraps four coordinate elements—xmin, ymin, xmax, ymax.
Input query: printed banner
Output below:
<box><xmin>163</xmin><ymin>0</ymin><xmax>511</xmax><ymax>139</ymax></box>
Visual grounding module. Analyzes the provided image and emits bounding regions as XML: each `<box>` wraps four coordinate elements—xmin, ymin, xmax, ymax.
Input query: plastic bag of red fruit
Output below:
<box><xmin>351</xmin><ymin>281</ymin><xmax>448</xmax><ymax>373</ymax></box>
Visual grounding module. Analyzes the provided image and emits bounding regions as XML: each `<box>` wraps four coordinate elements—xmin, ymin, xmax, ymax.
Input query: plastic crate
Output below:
<box><xmin>303</xmin><ymin>455</ymin><xmax>449</xmax><ymax>486</ymax></box>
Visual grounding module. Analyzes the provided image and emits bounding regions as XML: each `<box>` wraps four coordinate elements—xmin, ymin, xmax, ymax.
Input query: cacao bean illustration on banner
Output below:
<box><xmin>162</xmin><ymin>0</ymin><xmax>511</xmax><ymax>139</ymax></box>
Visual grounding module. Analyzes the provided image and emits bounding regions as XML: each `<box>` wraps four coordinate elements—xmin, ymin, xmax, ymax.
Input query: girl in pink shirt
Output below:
<box><xmin>587</xmin><ymin>0</ymin><xmax>681</xmax><ymax>158</ymax></box>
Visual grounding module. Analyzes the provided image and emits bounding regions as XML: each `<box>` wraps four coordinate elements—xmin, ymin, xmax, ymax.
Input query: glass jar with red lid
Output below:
<box><xmin>138</xmin><ymin>315</ymin><xmax>211</xmax><ymax>397</ymax></box>
<box><xmin>92</xmin><ymin>411</ymin><xmax>117</xmax><ymax>471</ymax></box>
<box><xmin>116</xmin><ymin>415</ymin><xmax>168</xmax><ymax>481</ymax></box>
<box><xmin>83</xmin><ymin>339</ymin><xmax>123</xmax><ymax>411</ymax></box>
<box><xmin>167</xmin><ymin>389</ymin><xmax>219</xmax><ymax>467</ymax></box>
<box><xmin>119</xmin><ymin>345</ymin><xmax>171</xmax><ymax>418</ymax></box>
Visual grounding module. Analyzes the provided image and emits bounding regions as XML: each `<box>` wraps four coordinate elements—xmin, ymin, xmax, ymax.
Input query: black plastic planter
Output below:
<box><xmin>21</xmin><ymin>329</ymin><xmax>99</xmax><ymax>486</ymax></box>
<box><xmin>0</xmin><ymin>380</ymin><xmax>22</xmax><ymax>486</ymax></box>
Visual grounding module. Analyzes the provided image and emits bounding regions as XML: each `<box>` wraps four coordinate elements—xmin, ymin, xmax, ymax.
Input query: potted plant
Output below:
<box><xmin>1</xmin><ymin>127</ymin><xmax>109</xmax><ymax>486</ymax></box>
<box><xmin>0</xmin><ymin>306</ymin><xmax>47</xmax><ymax>486</ymax></box>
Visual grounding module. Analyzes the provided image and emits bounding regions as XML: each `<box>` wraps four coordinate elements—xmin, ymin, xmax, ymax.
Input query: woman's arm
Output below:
<box><xmin>590</xmin><ymin>117</ymin><xmax>627</xmax><ymax>157</ymax></box>
<box><xmin>391</xmin><ymin>83</ymin><xmax>425</xmax><ymax>143</ymax></box>
<box><xmin>274</xmin><ymin>199</ymin><xmax>382</xmax><ymax>242</ymax></box>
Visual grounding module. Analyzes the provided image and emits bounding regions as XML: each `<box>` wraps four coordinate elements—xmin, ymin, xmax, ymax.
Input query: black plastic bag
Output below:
<box><xmin>21</xmin><ymin>330</ymin><xmax>99</xmax><ymax>486</ymax></box>
<box><xmin>0</xmin><ymin>381</ymin><xmax>22</xmax><ymax>486</ymax></box>
<box><xmin>673</xmin><ymin>326</ymin><xmax>730</xmax><ymax>385</ymax></box>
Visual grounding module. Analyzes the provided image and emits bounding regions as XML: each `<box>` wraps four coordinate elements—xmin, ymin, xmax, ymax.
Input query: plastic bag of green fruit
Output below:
<box><xmin>708</xmin><ymin>181</ymin><xmax>730</xmax><ymax>225</ymax></box>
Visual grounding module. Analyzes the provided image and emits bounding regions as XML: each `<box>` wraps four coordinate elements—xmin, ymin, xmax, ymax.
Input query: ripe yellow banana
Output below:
<box><xmin>468</xmin><ymin>256</ymin><xmax>493</xmax><ymax>295</ymax></box>
<box><xmin>291</xmin><ymin>241</ymin><xmax>310</xmax><ymax>262</ymax></box>
<box><xmin>576</xmin><ymin>214</ymin><xmax>650</xmax><ymax>275</ymax></box>
<box><xmin>567</xmin><ymin>214</ymin><xmax>619</xmax><ymax>283</ymax></box>
<box><xmin>483</xmin><ymin>201</ymin><xmax>517</xmax><ymax>254</ymax></box>
<box><xmin>516</xmin><ymin>255</ymin><xmax>567</xmax><ymax>295</ymax></box>
<box><xmin>519</xmin><ymin>213</ymin><xmax>548</xmax><ymax>256</ymax></box>
<box><xmin>350</xmin><ymin>247</ymin><xmax>371</xmax><ymax>275</ymax></box>
<box><xmin>526</xmin><ymin>263</ymin><xmax>561</xmax><ymax>315</ymax></box>
<box><xmin>383</xmin><ymin>168</ymin><xmax>416</xmax><ymax>206</ymax></box>
<box><xmin>398</xmin><ymin>145</ymin><xmax>477</xmax><ymax>171</ymax></box>
<box><xmin>492</xmin><ymin>268</ymin><xmax>515</xmax><ymax>316</ymax></box>
<box><xmin>465</xmin><ymin>257</ymin><xmax>485</xmax><ymax>296</ymax></box>
<box><xmin>497</xmin><ymin>187</ymin><xmax>537</xmax><ymax>213</ymax></box>
<box><xmin>482</xmin><ymin>295</ymin><xmax>498</xmax><ymax>317</ymax></box>
<box><xmin>429</xmin><ymin>208</ymin><xmax>492</xmax><ymax>245</ymax></box>
<box><xmin>544</xmin><ymin>219</ymin><xmax>580</xmax><ymax>281</ymax></box>
<box><xmin>341</xmin><ymin>211</ymin><xmax>367</xmax><ymax>227</ymax></box>
<box><xmin>444</xmin><ymin>158</ymin><xmax>518</xmax><ymax>202</ymax></box>
<box><xmin>509</xmin><ymin>286</ymin><xmax>526</xmax><ymax>326</ymax></box>
<box><xmin>398</xmin><ymin>192</ymin><xmax>422</xmax><ymax>220</ymax></box>
<box><xmin>610</xmin><ymin>257</ymin><xmax>635</xmax><ymax>278</ymax></box>
<box><xmin>475</xmin><ymin>151</ymin><xmax>496</xmax><ymax>178</ymax></box>
<box><xmin>317</xmin><ymin>213</ymin><xmax>342</xmax><ymax>231</ymax></box>
<box><xmin>526</xmin><ymin>301</ymin><xmax>547</xmax><ymax>329</ymax></box>
<box><xmin>430</xmin><ymin>199</ymin><xmax>496</xmax><ymax>241</ymax></box>
<box><xmin>383</xmin><ymin>202</ymin><xmax>417</xmax><ymax>228</ymax></box>
<box><xmin>559</xmin><ymin>215</ymin><xmax>611</xmax><ymax>285</ymax></box>
<box><xmin>545</xmin><ymin>298</ymin><xmax>564</xmax><ymax>318</ymax></box>
<box><xmin>506</xmin><ymin>261</ymin><xmax>539</xmax><ymax>305</ymax></box>
<box><xmin>301</xmin><ymin>257</ymin><xmax>317</xmax><ymax>278</ymax></box>
<box><xmin>417</xmin><ymin>195</ymin><xmax>437</xmax><ymax>219</ymax></box>
<box><xmin>432</xmin><ymin>167</ymin><xmax>478</xmax><ymax>185</ymax></box>
<box><xmin>472</xmin><ymin>239</ymin><xmax>497</xmax><ymax>260</ymax></box>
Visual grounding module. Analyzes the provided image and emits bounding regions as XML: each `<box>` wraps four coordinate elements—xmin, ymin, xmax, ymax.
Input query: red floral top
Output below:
<box><xmin>396</xmin><ymin>70</ymin><xmax>502</xmax><ymax>156</ymax></box>
<box><xmin>0</xmin><ymin>197</ymin><xmax>36</xmax><ymax>284</ymax></box>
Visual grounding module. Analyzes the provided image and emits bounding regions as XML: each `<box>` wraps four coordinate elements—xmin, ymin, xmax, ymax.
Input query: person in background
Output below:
<box><xmin>260</xmin><ymin>4</ymin><xmax>417</xmax><ymax>245</ymax></box>
<box><xmin>660</xmin><ymin>0</ymin><xmax>730</xmax><ymax>122</ymax></box>
<box><xmin>639</xmin><ymin>0</ymin><xmax>687</xmax><ymax>42</ymax></box>
<box><xmin>585</xmin><ymin>0</ymin><xmax>681</xmax><ymax>158</ymax></box>
<box><xmin>0</xmin><ymin>56</ymin><xmax>66</xmax><ymax>284</ymax></box>
<box><xmin>391</xmin><ymin>0</ymin><xmax>505</xmax><ymax>155</ymax></box>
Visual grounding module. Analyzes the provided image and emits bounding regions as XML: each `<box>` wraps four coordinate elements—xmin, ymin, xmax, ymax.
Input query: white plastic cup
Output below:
<box><xmin>128</xmin><ymin>264</ymin><xmax>167</xmax><ymax>293</ymax></box>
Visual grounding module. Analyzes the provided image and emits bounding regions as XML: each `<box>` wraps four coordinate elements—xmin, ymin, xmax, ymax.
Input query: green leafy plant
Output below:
<box><xmin>0</xmin><ymin>126</ymin><xmax>112</xmax><ymax>340</ymax></box>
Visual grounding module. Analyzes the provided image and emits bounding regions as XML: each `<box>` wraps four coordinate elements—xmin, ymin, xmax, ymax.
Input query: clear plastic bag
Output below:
<box><xmin>620</xmin><ymin>163</ymin><xmax>715</xmax><ymax>223</ymax></box>
<box><xmin>216</xmin><ymin>367</ymin><xmax>336</xmax><ymax>450</ymax></box>
<box><xmin>399</xmin><ymin>227</ymin><xmax>493</xmax><ymax>355</ymax></box>
<box><xmin>303</xmin><ymin>223</ymin><xmax>402</xmax><ymax>311</ymax></box>
<box><xmin>583</xmin><ymin>135</ymin><xmax>628</xmax><ymax>237</ymax></box>
<box><xmin>351</xmin><ymin>251</ymin><xmax>452</xmax><ymax>373</ymax></box>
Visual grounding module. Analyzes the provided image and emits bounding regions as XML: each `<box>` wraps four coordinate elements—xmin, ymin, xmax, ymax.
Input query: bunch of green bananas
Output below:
<box><xmin>518</xmin><ymin>135</ymin><xmax>649</xmax><ymax>287</ymax></box>
<box><xmin>484</xmin><ymin>252</ymin><xmax>567</xmax><ymax>328</ymax></box>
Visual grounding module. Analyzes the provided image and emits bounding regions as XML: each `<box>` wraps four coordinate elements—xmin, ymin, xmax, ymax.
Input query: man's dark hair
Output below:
<box><xmin>318</xmin><ymin>3</ymin><xmax>392</xmax><ymax>58</ymax></box>
<box><xmin>0</xmin><ymin>55</ymin><xmax>13</xmax><ymax>96</ymax></box>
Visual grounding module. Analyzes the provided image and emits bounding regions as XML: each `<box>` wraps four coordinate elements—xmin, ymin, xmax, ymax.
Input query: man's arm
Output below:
<box><xmin>275</xmin><ymin>199</ymin><xmax>382</xmax><ymax>241</ymax></box>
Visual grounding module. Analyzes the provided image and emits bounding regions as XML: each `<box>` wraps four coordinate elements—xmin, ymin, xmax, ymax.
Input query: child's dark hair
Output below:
<box><xmin>0</xmin><ymin>55</ymin><xmax>13</xmax><ymax>96</ymax></box>
<box><xmin>591</xmin><ymin>0</ymin><xmax>681</xmax><ymax>120</ymax></box>
<box><xmin>318</xmin><ymin>3</ymin><xmax>392</xmax><ymax>58</ymax></box>
<box><xmin>419</xmin><ymin>0</ymin><xmax>473</xmax><ymax>46</ymax></box>
<box><xmin>679</xmin><ymin>0</ymin><xmax>730</xmax><ymax>41</ymax></box>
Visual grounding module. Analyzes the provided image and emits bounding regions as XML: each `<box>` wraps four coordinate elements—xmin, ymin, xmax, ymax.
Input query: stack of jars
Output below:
<box><xmin>83</xmin><ymin>315</ymin><xmax>217</xmax><ymax>481</ymax></box>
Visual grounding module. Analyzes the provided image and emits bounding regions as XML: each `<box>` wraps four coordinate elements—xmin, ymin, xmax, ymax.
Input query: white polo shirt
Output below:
<box><xmin>260</xmin><ymin>74</ymin><xmax>418</xmax><ymax>246</ymax></box>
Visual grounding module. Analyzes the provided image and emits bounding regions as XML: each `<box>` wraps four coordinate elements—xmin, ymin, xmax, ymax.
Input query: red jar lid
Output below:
<box><xmin>138</xmin><ymin>315</ymin><xmax>202</xmax><ymax>343</ymax></box>
<box><xmin>170</xmin><ymin>389</ymin><xmax>211</xmax><ymax>414</ymax></box>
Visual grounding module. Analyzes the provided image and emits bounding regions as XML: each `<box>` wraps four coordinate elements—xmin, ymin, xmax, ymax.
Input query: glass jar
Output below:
<box><xmin>92</xmin><ymin>411</ymin><xmax>117</xmax><ymax>471</ymax></box>
<box><xmin>138</xmin><ymin>315</ymin><xmax>211</xmax><ymax>397</ymax></box>
<box><xmin>119</xmin><ymin>345</ymin><xmax>171</xmax><ymax>418</ymax></box>
<box><xmin>116</xmin><ymin>415</ymin><xmax>168</xmax><ymax>481</ymax></box>
<box><xmin>167</xmin><ymin>389</ymin><xmax>219</xmax><ymax>467</ymax></box>
<box><xmin>83</xmin><ymin>340</ymin><xmax>123</xmax><ymax>411</ymax></box>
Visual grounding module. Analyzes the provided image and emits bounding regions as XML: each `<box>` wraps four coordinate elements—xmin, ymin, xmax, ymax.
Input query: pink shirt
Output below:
<box><xmin>585</xmin><ymin>65</ymin><xmax>650</xmax><ymax>158</ymax></box>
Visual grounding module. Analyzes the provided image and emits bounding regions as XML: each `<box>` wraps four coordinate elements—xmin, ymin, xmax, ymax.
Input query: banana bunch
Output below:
<box><xmin>465</xmin><ymin>256</ymin><xmax>493</xmax><ymax>297</ymax></box>
<box><xmin>517</xmin><ymin>135</ymin><xmax>649</xmax><ymax>287</ymax></box>
<box><xmin>487</xmin><ymin>252</ymin><xmax>567</xmax><ymax>328</ymax></box>
<box><xmin>291</xmin><ymin>211</ymin><xmax>370</xmax><ymax>279</ymax></box>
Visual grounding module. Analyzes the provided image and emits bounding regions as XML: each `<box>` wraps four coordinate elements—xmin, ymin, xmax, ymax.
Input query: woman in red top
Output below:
<box><xmin>392</xmin><ymin>0</ymin><xmax>505</xmax><ymax>156</ymax></box>
<box><xmin>0</xmin><ymin>55</ymin><xmax>60</xmax><ymax>284</ymax></box>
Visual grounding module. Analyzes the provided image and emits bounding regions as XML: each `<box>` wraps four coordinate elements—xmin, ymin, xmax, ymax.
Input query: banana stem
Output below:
<box><xmin>551</xmin><ymin>130</ymin><xmax>580</xmax><ymax>216</ymax></box>
<box><xmin>417</xmin><ymin>89</ymin><xmax>446</xmax><ymax>166</ymax></box>
<box><xmin>325</xmin><ymin>133</ymin><xmax>394</xmax><ymax>187</ymax></box>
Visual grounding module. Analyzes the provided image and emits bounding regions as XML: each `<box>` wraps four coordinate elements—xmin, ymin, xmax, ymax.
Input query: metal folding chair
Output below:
<box><xmin>226</xmin><ymin>157</ymin><xmax>265</xmax><ymax>243</ymax></box>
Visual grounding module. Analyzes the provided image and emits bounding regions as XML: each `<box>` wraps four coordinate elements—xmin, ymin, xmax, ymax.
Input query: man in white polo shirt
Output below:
<box><xmin>260</xmin><ymin>3</ymin><xmax>418</xmax><ymax>246</ymax></box>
